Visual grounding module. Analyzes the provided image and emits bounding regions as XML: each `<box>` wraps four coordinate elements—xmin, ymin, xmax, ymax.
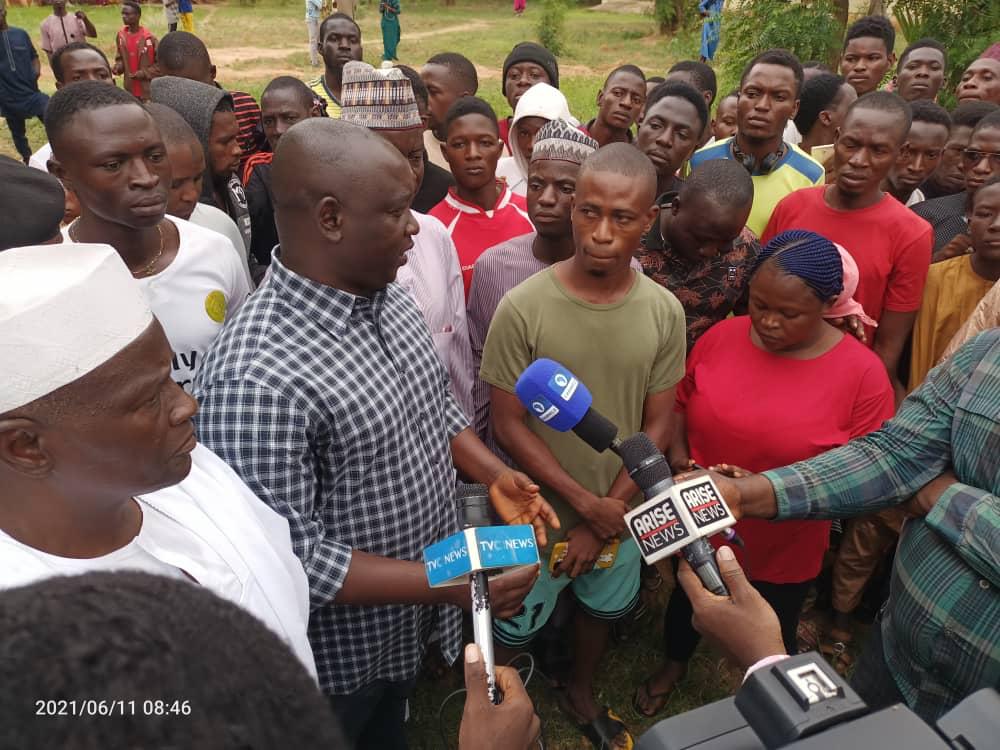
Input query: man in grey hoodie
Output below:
<box><xmin>151</xmin><ymin>75</ymin><xmax>251</xmax><ymax>258</ymax></box>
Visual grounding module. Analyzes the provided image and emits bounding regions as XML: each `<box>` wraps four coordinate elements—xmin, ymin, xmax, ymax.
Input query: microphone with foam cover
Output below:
<box><xmin>514</xmin><ymin>358</ymin><xmax>620</xmax><ymax>453</ymax></box>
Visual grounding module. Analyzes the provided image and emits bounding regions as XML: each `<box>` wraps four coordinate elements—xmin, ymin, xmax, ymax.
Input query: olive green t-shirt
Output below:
<box><xmin>480</xmin><ymin>266</ymin><xmax>687</xmax><ymax>547</ymax></box>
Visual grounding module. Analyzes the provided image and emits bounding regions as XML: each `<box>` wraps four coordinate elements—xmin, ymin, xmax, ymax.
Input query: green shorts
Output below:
<box><xmin>493</xmin><ymin>536</ymin><xmax>641</xmax><ymax>647</ymax></box>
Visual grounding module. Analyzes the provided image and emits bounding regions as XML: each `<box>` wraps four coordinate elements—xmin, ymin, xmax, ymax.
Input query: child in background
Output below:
<box><xmin>710</xmin><ymin>89</ymin><xmax>738</xmax><ymax>142</ymax></box>
<box><xmin>113</xmin><ymin>1</ymin><xmax>157</xmax><ymax>100</ymax></box>
<box><xmin>178</xmin><ymin>0</ymin><xmax>195</xmax><ymax>33</ymax></box>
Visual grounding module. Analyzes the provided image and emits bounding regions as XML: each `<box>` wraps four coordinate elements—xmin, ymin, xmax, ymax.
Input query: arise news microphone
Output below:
<box><xmin>618</xmin><ymin>433</ymin><xmax>733</xmax><ymax>596</ymax></box>
<box><xmin>422</xmin><ymin>485</ymin><xmax>541</xmax><ymax>704</ymax></box>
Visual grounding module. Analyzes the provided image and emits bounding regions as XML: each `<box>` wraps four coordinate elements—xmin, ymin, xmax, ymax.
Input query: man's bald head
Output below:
<box><xmin>271</xmin><ymin>118</ymin><xmax>419</xmax><ymax>295</ymax></box>
<box><xmin>580</xmin><ymin>142</ymin><xmax>657</xmax><ymax>207</ymax></box>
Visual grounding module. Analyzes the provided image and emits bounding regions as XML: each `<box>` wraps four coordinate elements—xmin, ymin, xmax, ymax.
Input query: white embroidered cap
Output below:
<box><xmin>0</xmin><ymin>243</ymin><xmax>154</xmax><ymax>414</ymax></box>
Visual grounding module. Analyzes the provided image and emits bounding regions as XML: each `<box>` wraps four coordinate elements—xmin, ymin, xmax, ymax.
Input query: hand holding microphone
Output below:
<box><xmin>460</xmin><ymin>644</ymin><xmax>541</xmax><ymax>750</ymax></box>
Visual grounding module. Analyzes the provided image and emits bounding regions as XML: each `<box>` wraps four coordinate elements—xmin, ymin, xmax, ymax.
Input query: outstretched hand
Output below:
<box><xmin>489</xmin><ymin>470</ymin><xmax>560</xmax><ymax>548</ymax></box>
<box><xmin>459</xmin><ymin>644</ymin><xmax>541</xmax><ymax>750</ymax></box>
<box><xmin>677</xmin><ymin>547</ymin><xmax>785</xmax><ymax>671</ymax></box>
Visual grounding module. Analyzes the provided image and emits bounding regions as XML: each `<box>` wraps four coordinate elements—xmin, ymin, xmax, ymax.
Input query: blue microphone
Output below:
<box><xmin>514</xmin><ymin>358</ymin><xmax>621</xmax><ymax>453</ymax></box>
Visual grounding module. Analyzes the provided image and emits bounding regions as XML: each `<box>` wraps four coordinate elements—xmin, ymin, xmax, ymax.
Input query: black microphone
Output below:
<box><xmin>618</xmin><ymin>433</ymin><xmax>728</xmax><ymax>596</ymax></box>
<box><xmin>456</xmin><ymin>484</ymin><xmax>503</xmax><ymax>704</ymax></box>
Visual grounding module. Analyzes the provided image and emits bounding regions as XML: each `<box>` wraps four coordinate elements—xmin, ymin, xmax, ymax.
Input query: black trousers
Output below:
<box><xmin>328</xmin><ymin>678</ymin><xmax>416</xmax><ymax>750</ymax></box>
<box><xmin>850</xmin><ymin>611</ymin><xmax>905</xmax><ymax>710</ymax></box>
<box><xmin>664</xmin><ymin>559</ymin><xmax>812</xmax><ymax>662</ymax></box>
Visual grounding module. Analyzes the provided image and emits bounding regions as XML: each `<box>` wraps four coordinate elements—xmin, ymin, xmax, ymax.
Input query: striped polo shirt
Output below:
<box><xmin>228</xmin><ymin>89</ymin><xmax>263</xmax><ymax>162</ymax></box>
<box><xmin>306</xmin><ymin>75</ymin><xmax>342</xmax><ymax>119</ymax></box>
<box><xmin>689</xmin><ymin>136</ymin><xmax>825</xmax><ymax>236</ymax></box>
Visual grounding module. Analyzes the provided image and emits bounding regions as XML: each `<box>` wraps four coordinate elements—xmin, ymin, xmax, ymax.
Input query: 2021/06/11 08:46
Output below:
<box><xmin>34</xmin><ymin>699</ymin><xmax>193</xmax><ymax>716</ymax></box>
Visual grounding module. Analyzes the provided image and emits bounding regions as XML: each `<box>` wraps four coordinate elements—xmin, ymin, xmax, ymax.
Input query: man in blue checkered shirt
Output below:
<box><xmin>193</xmin><ymin>119</ymin><xmax>557</xmax><ymax>747</ymax></box>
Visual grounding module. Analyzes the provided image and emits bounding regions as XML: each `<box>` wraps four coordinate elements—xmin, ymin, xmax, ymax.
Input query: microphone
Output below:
<box><xmin>618</xmin><ymin>433</ymin><xmax>730</xmax><ymax>595</ymax></box>
<box><xmin>515</xmin><ymin>359</ymin><xmax>737</xmax><ymax>595</ymax></box>
<box><xmin>514</xmin><ymin>358</ymin><xmax>620</xmax><ymax>453</ymax></box>
<box><xmin>422</xmin><ymin>485</ymin><xmax>541</xmax><ymax>705</ymax></box>
<box><xmin>457</xmin><ymin>484</ymin><xmax>501</xmax><ymax>705</ymax></box>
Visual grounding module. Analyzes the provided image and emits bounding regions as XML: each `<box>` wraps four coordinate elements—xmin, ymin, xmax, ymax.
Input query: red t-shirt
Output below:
<box><xmin>677</xmin><ymin>316</ymin><xmax>895</xmax><ymax>583</ymax></box>
<box><xmin>429</xmin><ymin>183</ymin><xmax>532</xmax><ymax>298</ymax></box>
<box><xmin>762</xmin><ymin>187</ymin><xmax>932</xmax><ymax>344</ymax></box>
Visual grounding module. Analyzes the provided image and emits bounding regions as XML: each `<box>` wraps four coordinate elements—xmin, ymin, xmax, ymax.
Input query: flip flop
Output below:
<box><xmin>557</xmin><ymin>692</ymin><xmax>634</xmax><ymax>749</ymax></box>
<box><xmin>632</xmin><ymin>679</ymin><xmax>673</xmax><ymax>718</ymax></box>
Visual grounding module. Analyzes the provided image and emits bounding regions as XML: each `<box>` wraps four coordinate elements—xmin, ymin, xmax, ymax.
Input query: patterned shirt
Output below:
<box><xmin>228</xmin><ymin>88</ymin><xmax>265</xmax><ymax>165</ymax></box>
<box><xmin>764</xmin><ymin>329</ymin><xmax>1000</xmax><ymax>721</ymax></box>
<box><xmin>639</xmin><ymin>193</ymin><xmax>760</xmax><ymax>352</ymax></box>
<box><xmin>306</xmin><ymin>75</ymin><xmax>342</xmax><ymax>118</ymax></box>
<box><xmin>193</xmin><ymin>252</ymin><xmax>467</xmax><ymax>695</ymax></box>
<box><xmin>911</xmin><ymin>191</ymin><xmax>968</xmax><ymax>255</ymax></box>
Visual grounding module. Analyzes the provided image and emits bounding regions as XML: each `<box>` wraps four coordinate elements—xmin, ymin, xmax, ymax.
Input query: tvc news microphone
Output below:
<box><xmin>514</xmin><ymin>359</ymin><xmax>737</xmax><ymax>595</ymax></box>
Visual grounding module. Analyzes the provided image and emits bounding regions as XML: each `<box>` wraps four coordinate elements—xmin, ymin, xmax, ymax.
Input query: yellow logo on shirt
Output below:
<box><xmin>205</xmin><ymin>290</ymin><xmax>227</xmax><ymax>323</ymax></box>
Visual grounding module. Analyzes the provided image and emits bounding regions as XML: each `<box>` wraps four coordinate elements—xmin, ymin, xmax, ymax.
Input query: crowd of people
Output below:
<box><xmin>1</xmin><ymin>3</ymin><xmax>999</xmax><ymax>748</ymax></box>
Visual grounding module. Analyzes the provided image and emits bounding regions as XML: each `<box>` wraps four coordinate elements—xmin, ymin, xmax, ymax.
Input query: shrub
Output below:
<box><xmin>719</xmin><ymin>0</ymin><xmax>842</xmax><ymax>84</ymax></box>
<box><xmin>653</xmin><ymin>0</ymin><xmax>700</xmax><ymax>35</ymax></box>
<box><xmin>895</xmin><ymin>0</ymin><xmax>1000</xmax><ymax>109</ymax></box>
<box><xmin>537</xmin><ymin>0</ymin><xmax>569</xmax><ymax>57</ymax></box>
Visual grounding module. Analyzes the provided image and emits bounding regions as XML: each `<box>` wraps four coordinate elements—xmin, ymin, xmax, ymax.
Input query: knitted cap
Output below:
<box><xmin>0</xmin><ymin>156</ymin><xmax>66</xmax><ymax>251</ymax></box>
<box><xmin>502</xmin><ymin>42</ymin><xmax>559</xmax><ymax>97</ymax></box>
<box><xmin>341</xmin><ymin>61</ymin><xmax>422</xmax><ymax>130</ymax></box>
<box><xmin>751</xmin><ymin>229</ymin><xmax>844</xmax><ymax>300</ymax></box>
<box><xmin>531</xmin><ymin>118</ymin><xmax>598</xmax><ymax>166</ymax></box>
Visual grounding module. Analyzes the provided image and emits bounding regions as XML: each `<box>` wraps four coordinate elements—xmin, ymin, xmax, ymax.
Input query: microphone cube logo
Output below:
<box><xmin>673</xmin><ymin>476</ymin><xmax>736</xmax><ymax>538</ymax></box>
<box><xmin>529</xmin><ymin>395</ymin><xmax>561</xmax><ymax>423</ymax></box>
<box><xmin>625</xmin><ymin>494</ymin><xmax>692</xmax><ymax>563</ymax></box>
<box><xmin>547</xmin><ymin>370</ymin><xmax>579</xmax><ymax>402</ymax></box>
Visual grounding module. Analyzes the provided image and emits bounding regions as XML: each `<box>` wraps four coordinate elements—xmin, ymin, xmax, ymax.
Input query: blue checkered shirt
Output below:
<box><xmin>765</xmin><ymin>329</ymin><xmax>1000</xmax><ymax>721</ymax></box>
<box><xmin>193</xmin><ymin>252</ymin><xmax>467</xmax><ymax>695</ymax></box>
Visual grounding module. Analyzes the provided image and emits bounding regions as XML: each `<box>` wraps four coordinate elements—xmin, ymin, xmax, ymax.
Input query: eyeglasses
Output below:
<box><xmin>962</xmin><ymin>149</ymin><xmax>1000</xmax><ymax>169</ymax></box>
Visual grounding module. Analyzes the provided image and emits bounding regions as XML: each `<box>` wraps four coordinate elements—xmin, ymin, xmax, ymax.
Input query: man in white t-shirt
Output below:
<box><xmin>0</xmin><ymin>242</ymin><xmax>315</xmax><ymax>677</ymax></box>
<box><xmin>45</xmin><ymin>82</ymin><xmax>251</xmax><ymax>391</ymax></box>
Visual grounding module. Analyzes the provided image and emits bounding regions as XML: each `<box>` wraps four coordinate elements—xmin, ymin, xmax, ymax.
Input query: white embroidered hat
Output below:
<box><xmin>0</xmin><ymin>243</ymin><xmax>153</xmax><ymax>414</ymax></box>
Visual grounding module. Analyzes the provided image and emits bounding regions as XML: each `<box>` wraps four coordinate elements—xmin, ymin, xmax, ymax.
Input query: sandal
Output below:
<box><xmin>632</xmin><ymin>678</ymin><xmax>673</xmax><ymax>718</ymax></box>
<box><xmin>820</xmin><ymin>640</ymin><xmax>855</xmax><ymax>676</ymax></box>
<box><xmin>557</xmin><ymin>692</ymin><xmax>634</xmax><ymax>749</ymax></box>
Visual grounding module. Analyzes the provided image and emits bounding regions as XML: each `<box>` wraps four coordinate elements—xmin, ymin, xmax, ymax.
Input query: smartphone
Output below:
<box><xmin>549</xmin><ymin>538</ymin><xmax>621</xmax><ymax>573</ymax></box>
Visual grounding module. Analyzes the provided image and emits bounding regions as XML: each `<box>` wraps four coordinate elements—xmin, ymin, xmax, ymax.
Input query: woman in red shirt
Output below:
<box><xmin>634</xmin><ymin>229</ymin><xmax>894</xmax><ymax>717</ymax></box>
<box><xmin>113</xmin><ymin>1</ymin><xmax>156</xmax><ymax>100</ymax></box>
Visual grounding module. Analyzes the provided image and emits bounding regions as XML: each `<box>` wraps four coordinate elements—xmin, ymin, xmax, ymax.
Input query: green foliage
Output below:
<box><xmin>894</xmin><ymin>0</ymin><xmax>999</xmax><ymax>109</ymax></box>
<box><xmin>653</xmin><ymin>0</ymin><xmax>699</xmax><ymax>35</ymax></box>
<box><xmin>720</xmin><ymin>0</ymin><xmax>842</xmax><ymax>84</ymax></box>
<box><xmin>536</xmin><ymin>0</ymin><xmax>569</xmax><ymax>56</ymax></box>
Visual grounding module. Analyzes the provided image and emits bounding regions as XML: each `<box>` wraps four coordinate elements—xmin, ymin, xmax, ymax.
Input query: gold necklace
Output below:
<box><xmin>70</xmin><ymin>221</ymin><xmax>165</xmax><ymax>278</ymax></box>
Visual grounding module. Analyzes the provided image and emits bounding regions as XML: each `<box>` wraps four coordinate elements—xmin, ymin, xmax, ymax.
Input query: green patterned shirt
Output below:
<box><xmin>765</xmin><ymin>329</ymin><xmax>1000</xmax><ymax>721</ymax></box>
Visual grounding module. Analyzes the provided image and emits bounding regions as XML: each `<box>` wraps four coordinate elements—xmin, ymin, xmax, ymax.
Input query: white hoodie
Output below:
<box><xmin>495</xmin><ymin>82</ymin><xmax>578</xmax><ymax>197</ymax></box>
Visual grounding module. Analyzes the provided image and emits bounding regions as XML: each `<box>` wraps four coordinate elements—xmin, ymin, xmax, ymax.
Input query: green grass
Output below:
<box><xmin>1</xmin><ymin>0</ymin><xmax>700</xmax><ymax>159</ymax></box>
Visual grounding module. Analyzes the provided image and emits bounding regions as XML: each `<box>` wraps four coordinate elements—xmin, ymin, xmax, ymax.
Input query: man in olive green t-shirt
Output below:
<box><xmin>481</xmin><ymin>144</ymin><xmax>686</xmax><ymax>745</ymax></box>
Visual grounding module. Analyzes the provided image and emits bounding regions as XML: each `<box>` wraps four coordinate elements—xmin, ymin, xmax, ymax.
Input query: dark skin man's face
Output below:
<box><xmin>596</xmin><ymin>71</ymin><xmax>646</xmax><ymax>132</ymax></box>
<box><xmin>526</xmin><ymin>158</ymin><xmax>577</xmax><ymax>240</ymax></box>
<box><xmin>379</xmin><ymin>127</ymin><xmax>426</xmax><ymax>192</ymax></box>
<box><xmin>934</xmin><ymin>124</ymin><xmax>974</xmax><ymax>194</ymax></box>
<box><xmin>261</xmin><ymin>89</ymin><xmax>316</xmax><ymax>151</ymax></box>
<box><xmin>749</xmin><ymin>264</ymin><xmax>832</xmax><ymax>354</ymax></box>
<box><xmin>50</xmin><ymin>104</ymin><xmax>169</xmax><ymax>230</ymax></box>
<box><xmin>738</xmin><ymin>63</ymin><xmax>799</xmax><ymax>143</ymax></box>
<box><xmin>208</xmin><ymin>109</ymin><xmax>242</xmax><ymax>179</ymax></box>
<box><xmin>571</xmin><ymin>169</ymin><xmax>656</xmax><ymax>277</ymax></box>
<box><xmin>441</xmin><ymin>113</ymin><xmax>502</xmax><ymax>193</ymax></box>
<box><xmin>840</xmin><ymin>37</ymin><xmax>894</xmax><ymax>96</ymax></box>
<box><xmin>514</xmin><ymin>115</ymin><xmax>548</xmax><ymax>164</ymax></box>
<box><xmin>957</xmin><ymin>59</ymin><xmax>1000</xmax><ymax>105</ymax></box>
<box><xmin>333</xmin><ymin>149</ymin><xmax>419</xmax><ymax>293</ymax></box>
<box><xmin>887</xmin><ymin>120</ymin><xmax>949</xmax><ymax>197</ymax></box>
<box><xmin>164</xmin><ymin>139</ymin><xmax>205</xmax><ymax>220</ymax></box>
<box><xmin>504</xmin><ymin>62</ymin><xmax>550</xmax><ymax>110</ymax></box>
<box><xmin>56</xmin><ymin>49</ymin><xmax>113</xmax><ymax>88</ymax></box>
<box><xmin>663</xmin><ymin>192</ymin><xmax>750</xmax><ymax>261</ymax></box>
<box><xmin>2</xmin><ymin>321</ymin><xmax>200</xmax><ymax>497</ymax></box>
<box><xmin>421</xmin><ymin>62</ymin><xmax>468</xmax><ymax>138</ymax></box>
<box><xmin>121</xmin><ymin>5</ymin><xmax>139</xmax><ymax>28</ymax></box>
<box><xmin>896</xmin><ymin>47</ymin><xmax>945</xmax><ymax>102</ymax></box>
<box><xmin>964</xmin><ymin>127</ymin><xmax>1000</xmax><ymax>194</ymax></box>
<box><xmin>833</xmin><ymin>107</ymin><xmax>907</xmax><ymax>199</ymax></box>
<box><xmin>968</xmin><ymin>182</ymin><xmax>1000</xmax><ymax>263</ymax></box>
<box><xmin>320</xmin><ymin>18</ymin><xmax>362</xmax><ymax>75</ymax></box>
<box><xmin>636</xmin><ymin>95</ymin><xmax>702</xmax><ymax>178</ymax></box>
